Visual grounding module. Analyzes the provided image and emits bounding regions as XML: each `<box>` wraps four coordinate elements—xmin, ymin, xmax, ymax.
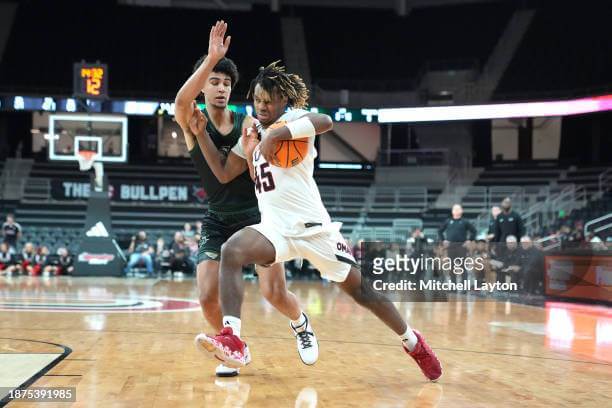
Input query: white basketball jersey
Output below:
<box><xmin>251</xmin><ymin>109</ymin><xmax>331</xmax><ymax>237</ymax></box>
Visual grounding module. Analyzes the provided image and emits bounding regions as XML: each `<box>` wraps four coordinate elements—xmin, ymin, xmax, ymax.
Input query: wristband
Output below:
<box><xmin>286</xmin><ymin>117</ymin><xmax>316</xmax><ymax>139</ymax></box>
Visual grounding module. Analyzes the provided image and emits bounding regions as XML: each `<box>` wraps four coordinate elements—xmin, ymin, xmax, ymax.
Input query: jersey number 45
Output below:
<box><xmin>255</xmin><ymin>163</ymin><xmax>276</xmax><ymax>193</ymax></box>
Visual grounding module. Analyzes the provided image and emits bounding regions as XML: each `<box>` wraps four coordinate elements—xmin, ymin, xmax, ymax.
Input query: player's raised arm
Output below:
<box><xmin>188</xmin><ymin>103</ymin><xmax>248</xmax><ymax>184</ymax></box>
<box><xmin>174</xmin><ymin>20</ymin><xmax>231</xmax><ymax>131</ymax></box>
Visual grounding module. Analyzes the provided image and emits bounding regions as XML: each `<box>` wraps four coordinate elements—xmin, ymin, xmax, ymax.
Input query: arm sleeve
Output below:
<box><xmin>231</xmin><ymin>137</ymin><xmax>246</xmax><ymax>159</ymax></box>
<box><xmin>279</xmin><ymin>108</ymin><xmax>310</xmax><ymax>122</ymax></box>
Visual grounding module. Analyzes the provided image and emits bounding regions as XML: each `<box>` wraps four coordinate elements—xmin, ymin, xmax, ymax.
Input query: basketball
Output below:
<box><xmin>268</xmin><ymin>120</ymin><xmax>310</xmax><ymax>168</ymax></box>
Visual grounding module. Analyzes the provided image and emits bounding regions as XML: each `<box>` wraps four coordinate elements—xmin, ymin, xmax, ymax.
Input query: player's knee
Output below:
<box><xmin>220</xmin><ymin>241</ymin><xmax>246</xmax><ymax>266</ymax></box>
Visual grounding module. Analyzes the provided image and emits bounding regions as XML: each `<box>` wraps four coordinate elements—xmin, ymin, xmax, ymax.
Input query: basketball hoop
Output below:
<box><xmin>78</xmin><ymin>150</ymin><xmax>97</xmax><ymax>171</ymax></box>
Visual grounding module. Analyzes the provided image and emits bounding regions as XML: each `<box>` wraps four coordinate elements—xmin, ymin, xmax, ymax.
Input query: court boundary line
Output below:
<box><xmin>1</xmin><ymin>327</ymin><xmax>609</xmax><ymax>367</ymax></box>
<box><xmin>0</xmin><ymin>338</ymin><xmax>72</xmax><ymax>407</ymax></box>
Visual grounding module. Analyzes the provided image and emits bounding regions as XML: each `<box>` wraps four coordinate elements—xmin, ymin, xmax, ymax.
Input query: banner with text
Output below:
<box><xmin>51</xmin><ymin>180</ymin><xmax>207</xmax><ymax>203</ymax></box>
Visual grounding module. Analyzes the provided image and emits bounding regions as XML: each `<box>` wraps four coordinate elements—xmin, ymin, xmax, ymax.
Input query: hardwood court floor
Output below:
<box><xmin>0</xmin><ymin>276</ymin><xmax>610</xmax><ymax>407</ymax></box>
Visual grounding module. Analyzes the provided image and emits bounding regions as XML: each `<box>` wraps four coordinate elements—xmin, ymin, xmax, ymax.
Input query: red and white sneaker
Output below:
<box><xmin>403</xmin><ymin>330</ymin><xmax>442</xmax><ymax>382</ymax></box>
<box><xmin>195</xmin><ymin>328</ymin><xmax>251</xmax><ymax>369</ymax></box>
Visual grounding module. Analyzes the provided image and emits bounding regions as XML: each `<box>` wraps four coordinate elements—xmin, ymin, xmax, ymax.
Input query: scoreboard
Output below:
<box><xmin>73</xmin><ymin>62</ymin><xmax>108</xmax><ymax>99</ymax></box>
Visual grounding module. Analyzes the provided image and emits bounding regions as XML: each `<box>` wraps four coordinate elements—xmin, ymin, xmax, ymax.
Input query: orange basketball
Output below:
<box><xmin>268</xmin><ymin>120</ymin><xmax>310</xmax><ymax>168</ymax></box>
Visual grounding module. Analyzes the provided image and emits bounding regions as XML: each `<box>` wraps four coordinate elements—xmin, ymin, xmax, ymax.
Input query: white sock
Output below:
<box><xmin>400</xmin><ymin>327</ymin><xmax>418</xmax><ymax>351</ymax></box>
<box><xmin>223</xmin><ymin>315</ymin><xmax>241</xmax><ymax>337</ymax></box>
<box><xmin>291</xmin><ymin>312</ymin><xmax>307</xmax><ymax>331</ymax></box>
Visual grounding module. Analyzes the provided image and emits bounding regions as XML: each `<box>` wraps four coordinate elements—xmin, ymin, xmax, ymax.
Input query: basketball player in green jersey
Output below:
<box><xmin>174</xmin><ymin>20</ymin><xmax>318</xmax><ymax>377</ymax></box>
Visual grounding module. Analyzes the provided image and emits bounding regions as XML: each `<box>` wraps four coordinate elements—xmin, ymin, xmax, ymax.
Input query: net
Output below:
<box><xmin>77</xmin><ymin>150</ymin><xmax>97</xmax><ymax>171</ymax></box>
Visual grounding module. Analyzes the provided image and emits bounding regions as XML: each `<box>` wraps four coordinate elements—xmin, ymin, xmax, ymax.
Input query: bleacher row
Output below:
<box><xmin>475</xmin><ymin>164</ymin><xmax>610</xmax><ymax>194</ymax></box>
<box><xmin>3</xmin><ymin>159</ymin><xmax>610</xmax><ymax>250</ymax></box>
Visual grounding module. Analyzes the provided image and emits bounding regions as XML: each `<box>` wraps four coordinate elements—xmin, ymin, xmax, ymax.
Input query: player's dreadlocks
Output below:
<box><xmin>247</xmin><ymin>60</ymin><xmax>309</xmax><ymax>109</ymax></box>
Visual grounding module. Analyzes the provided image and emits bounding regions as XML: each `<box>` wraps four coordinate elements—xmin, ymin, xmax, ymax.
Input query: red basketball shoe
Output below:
<box><xmin>195</xmin><ymin>328</ymin><xmax>251</xmax><ymax>369</ymax></box>
<box><xmin>403</xmin><ymin>330</ymin><xmax>442</xmax><ymax>382</ymax></box>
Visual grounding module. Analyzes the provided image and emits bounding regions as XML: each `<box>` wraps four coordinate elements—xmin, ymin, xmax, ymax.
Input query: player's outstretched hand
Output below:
<box><xmin>242</xmin><ymin>124</ymin><xmax>260</xmax><ymax>159</ymax></box>
<box><xmin>208</xmin><ymin>20</ymin><xmax>231</xmax><ymax>62</ymax></box>
<box><xmin>189</xmin><ymin>102</ymin><xmax>207</xmax><ymax>136</ymax></box>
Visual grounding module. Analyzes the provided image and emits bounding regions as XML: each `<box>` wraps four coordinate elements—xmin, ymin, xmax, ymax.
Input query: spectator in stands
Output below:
<box><xmin>170</xmin><ymin>232</ymin><xmax>193</xmax><ymax>274</ymax></box>
<box><xmin>572</xmin><ymin>221</ymin><xmax>585</xmax><ymax>243</ymax></box>
<box><xmin>0</xmin><ymin>242</ymin><xmax>17</xmax><ymax>275</ymax></box>
<box><xmin>182</xmin><ymin>223</ymin><xmax>195</xmax><ymax>240</ymax></box>
<box><xmin>486</xmin><ymin>206</ymin><xmax>501</xmax><ymax>241</ymax></box>
<box><xmin>31</xmin><ymin>245</ymin><xmax>49</xmax><ymax>276</ymax></box>
<box><xmin>494</xmin><ymin>198</ymin><xmax>524</xmax><ymax>243</ymax></box>
<box><xmin>194</xmin><ymin>220</ymin><xmax>203</xmax><ymax>235</ymax></box>
<box><xmin>491</xmin><ymin>235</ymin><xmax>522</xmax><ymax>285</ymax></box>
<box><xmin>471</xmin><ymin>239</ymin><xmax>493</xmax><ymax>283</ymax></box>
<box><xmin>439</xmin><ymin>204</ymin><xmax>476</xmax><ymax>281</ymax></box>
<box><xmin>155</xmin><ymin>237</ymin><xmax>172</xmax><ymax>274</ymax></box>
<box><xmin>2</xmin><ymin>213</ymin><xmax>22</xmax><ymax>250</ymax></box>
<box><xmin>519</xmin><ymin>236</ymin><xmax>544</xmax><ymax>294</ymax></box>
<box><xmin>156</xmin><ymin>237</ymin><xmax>166</xmax><ymax>256</ymax></box>
<box><xmin>407</xmin><ymin>228</ymin><xmax>428</xmax><ymax>279</ymax></box>
<box><xmin>125</xmin><ymin>231</ymin><xmax>154</xmax><ymax>276</ymax></box>
<box><xmin>57</xmin><ymin>247</ymin><xmax>74</xmax><ymax>275</ymax></box>
<box><xmin>188</xmin><ymin>233</ymin><xmax>200</xmax><ymax>260</ymax></box>
<box><xmin>432</xmin><ymin>242</ymin><xmax>448</xmax><ymax>281</ymax></box>
<box><xmin>557</xmin><ymin>221</ymin><xmax>586</xmax><ymax>249</ymax></box>
<box><xmin>407</xmin><ymin>228</ymin><xmax>428</xmax><ymax>258</ymax></box>
<box><xmin>21</xmin><ymin>242</ymin><xmax>36</xmax><ymax>275</ymax></box>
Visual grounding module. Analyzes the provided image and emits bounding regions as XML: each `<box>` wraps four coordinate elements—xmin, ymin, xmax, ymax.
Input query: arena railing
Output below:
<box><xmin>585</xmin><ymin>213</ymin><xmax>612</xmax><ymax>237</ymax></box>
<box><xmin>536</xmin><ymin>234</ymin><xmax>561</xmax><ymax>251</ymax></box>
<box><xmin>599</xmin><ymin>168</ymin><xmax>612</xmax><ymax>195</ymax></box>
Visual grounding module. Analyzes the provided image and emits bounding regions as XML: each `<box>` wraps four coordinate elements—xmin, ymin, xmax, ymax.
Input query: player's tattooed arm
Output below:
<box><xmin>174</xmin><ymin>20</ymin><xmax>231</xmax><ymax>133</ymax></box>
<box><xmin>189</xmin><ymin>104</ymin><xmax>248</xmax><ymax>184</ymax></box>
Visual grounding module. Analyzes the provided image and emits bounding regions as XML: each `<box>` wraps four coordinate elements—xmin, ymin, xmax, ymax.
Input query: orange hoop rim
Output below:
<box><xmin>78</xmin><ymin>150</ymin><xmax>98</xmax><ymax>160</ymax></box>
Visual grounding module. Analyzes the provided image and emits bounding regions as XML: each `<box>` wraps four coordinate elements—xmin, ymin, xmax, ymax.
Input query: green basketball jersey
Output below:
<box><xmin>189</xmin><ymin>108</ymin><xmax>257</xmax><ymax>212</ymax></box>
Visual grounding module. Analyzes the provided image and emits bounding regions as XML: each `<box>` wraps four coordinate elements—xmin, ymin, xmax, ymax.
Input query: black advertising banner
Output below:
<box><xmin>51</xmin><ymin>179</ymin><xmax>207</xmax><ymax>203</ymax></box>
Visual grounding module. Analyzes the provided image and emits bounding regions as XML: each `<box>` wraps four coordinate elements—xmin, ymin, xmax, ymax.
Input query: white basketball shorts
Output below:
<box><xmin>248</xmin><ymin>222</ymin><xmax>356</xmax><ymax>282</ymax></box>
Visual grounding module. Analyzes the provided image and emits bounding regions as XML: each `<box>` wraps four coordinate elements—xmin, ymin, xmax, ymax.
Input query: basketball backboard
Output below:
<box><xmin>48</xmin><ymin>114</ymin><xmax>127</xmax><ymax>162</ymax></box>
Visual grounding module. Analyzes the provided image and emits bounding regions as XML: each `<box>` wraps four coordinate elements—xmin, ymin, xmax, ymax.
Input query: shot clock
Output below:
<box><xmin>73</xmin><ymin>62</ymin><xmax>108</xmax><ymax>99</ymax></box>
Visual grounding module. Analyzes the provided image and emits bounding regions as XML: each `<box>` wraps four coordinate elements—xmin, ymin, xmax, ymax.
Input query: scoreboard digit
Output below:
<box><xmin>73</xmin><ymin>62</ymin><xmax>108</xmax><ymax>99</ymax></box>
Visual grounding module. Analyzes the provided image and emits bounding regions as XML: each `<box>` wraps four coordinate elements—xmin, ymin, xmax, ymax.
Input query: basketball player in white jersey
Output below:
<box><xmin>195</xmin><ymin>38</ymin><xmax>442</xmax><ymax>382</ymax></box>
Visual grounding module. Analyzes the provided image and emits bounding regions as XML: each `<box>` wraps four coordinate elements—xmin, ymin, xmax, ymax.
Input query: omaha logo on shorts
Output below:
<box><xmin>336</xmin><ymin>242</ymin><xmax>352</xmax><ymax>255</ymax></box>
<box><xmin>0</xmin><ymin>295</ymin><xmax>201</xmax><ymax>313</ymax></box>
